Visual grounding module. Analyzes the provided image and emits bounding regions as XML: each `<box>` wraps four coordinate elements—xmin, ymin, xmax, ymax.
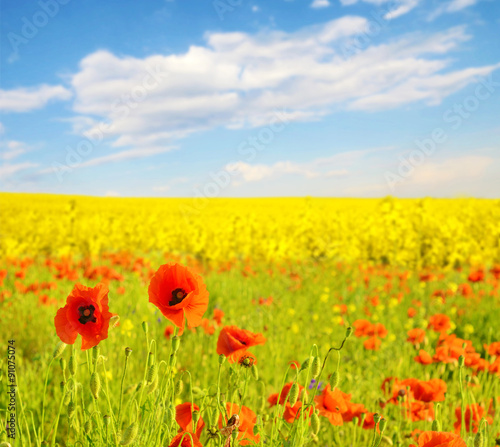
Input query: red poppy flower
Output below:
<box><xmin>410</xmin><ymin>431</ymin><xmax>466</xmax><ymax>447</ymax></box>
<box><xmin>54</xmin><ymin>283</ymin><xmax>115</xmax><ymax>350</ymax></box>
<box><xmin>314</xmin><ymin>385</ymin><xmax>348</xmax><ymax>426</ymax></box>
<box><xmin>414</xmin><ymin>350</ymin><xmax>433</xmax><ymax>365</ymax></box>
<box><xmin>428</xmin><ymin>314</ymin><xmax>451</xmax><ymax>333</ymax></box>
<box><xmin>407</xmin><ymin>328</ymin><xmax>426</xmax><ymax>345</ymax></box>
<box><xmin>219</xmin><ymin>403</ymin><xmax>259</xmax><ymax>445</ymax></box>
<box><xmin>453</xmin><ymin>404</ymin><xmax>492</xmax><ymax>434</ymax></box>
<box><xmin>175</xmin><ymin>403</ymin><xmax>204</xmax><ymax>439</ymax></box>
<box><xmin>213</xmin><ymin>308</ymin><xmax>224</xmax><ymax>325</ymax></box>
<box><xmin>148</xmin><ymin>263</ymin><xmax>209</xmax><ymax>335</ymax></box>
<box><xmin>216</xmin><ymin>325</ymin><xmax>266</xmax><ymax>363</ymax></box>
<box><xmin>168</xmin><ymin>432</ymin><xmax>202</xmax><ymax>447</ymax></box>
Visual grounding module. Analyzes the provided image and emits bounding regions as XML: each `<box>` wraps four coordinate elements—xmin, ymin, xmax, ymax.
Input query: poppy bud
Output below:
<box><xmin>53</xmin><ymin>341</ymin><xmax>67</xmax><ymax>359</ymax></box>
<box><xmin>330</xmin><ymin>371</ymin><xmax>339</xmax><ymax>389</ymax></box>
<box><xmin>104</xmin><ymin>415</ymin><xmax>111</xmax><ymax>426</ymax></box>
<box><xmin>90</xmin><ymin>371</ymin><xmax>101</xmax><ymax>399</ymax></box>
<box><xmin>172</xmin><ymin>335</ymin><xmax>180</xmax><ymax>353</ymax></box>
<box><xmin>251</xmin><ymin>364</ymin><xmax>259</xmax><ymax>380</ymax></box>
<box><xmin>257</xmin><ymin>396</ymin><xmax>266</xmax><ymax>413</ymax></box>
<box><xmin>142</xmin><ymin>321</ymin><xmax>149</xmax><ymax>334</ymax></box>
<box><xmin>311</xmin><ymin>412</ymin><xmax>320</xmax><ymax>434</ymax></box>
<box><xmin>373</xmin><ymin>413</ymin><xmax>381</xmax><ymax>424</ymax></box>
<box><xmin>125</xmin><ymin>347</ymin><xmax>132</xmax><ymax>358</ymax></box>
<box><xmin>165</xmin><ymin>407</ymin><xmax>174</xmax><ymax>426</ymax></box>
<box><xmin>84</xmin><ymin>419</ymin><xmax>93</xmax><ymax>434</ymax></box>
<box><xmin>64</xmin><ymin>391</ymin><xmax>71</xmax><ymax>406</ymax></box>
<box><xmin>431</xmin><ymin>420</ymin><xmax>441</xmax><ymax>431</ymax></box>
<box><xmin>68</xmin><ymin>355</ymin><xmax>76</xmax><ymax>376</ymax></box>
<box><xmin>219</xmin><ymin>354</ymin><xmax>226</xmax><ymax>365</ymax></box>
<box><xmin>311</xmin><ymin>357</ymin><xmax>321</xmax><ymax>378</ymax></box>
<box><xmin>345</xmin><ymin>327</ymin><xmax>353</xmax><ymax>338</ymax></box>
<box><xmin>288</xmin><ymin>383</ymin><xmax>300</xmax><ymax>407</ymax></box>
<box><xmin>109</xmin><ymin>315</ymin><xmax>120</xmax><ymax>329</ymax></box>
<box><xmin>120</xmin><ymin>421</ymin><xmax>139</xmax><ymax>445</ymax></box>
<box><xmin>60</xmin><ymin>358</ymin><xmax>66</xmax><ymax>372</ymax></box>
<box><xmin>458</xmin><ymin>355</ymin><xmax>465</xmax><ymax>367</ymax></box>
<box><xmin>474</xmin><ymin>431</ymin><xmax>483</xmax><ymax>447</ymax></box>
<box><xmin>147</xmin><ymin>375</ymin><xmax>158</xmax><ymax>394</ymax></box>
<box><xmin>299</xmin><ymin>357</ymin><xmax>312</xmax><ymax>373</ymax></box>
<box><xmin>68</xmin><ymin>400</ymin><xmax>76</xmax><ymax>419</ymax></box>
<box><xmin>378</xmin><ymin>418</ymin><xmax>387</xmax><ymax>433</ymax></box>
<box><xmin>175</xmin><ymin>379</ymin><xmax>184</xmax><ymax>396</ymax></box>
<box><xmin>147</xmin><ymin>354</ymin><xmax>157</xmax><ymax>384</ymax></box>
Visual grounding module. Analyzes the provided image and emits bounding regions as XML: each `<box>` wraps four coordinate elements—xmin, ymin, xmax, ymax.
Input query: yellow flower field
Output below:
<box><xmin>1</xmin><ymin>194</ymin><xmax>499</xmax><ymax>268</ymax></box>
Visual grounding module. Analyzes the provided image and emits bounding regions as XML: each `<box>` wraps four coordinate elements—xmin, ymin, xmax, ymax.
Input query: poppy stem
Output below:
<box><xmin>40</xmin><ymin>357</ymin><xmax>54</xmax><ymax>442</ymax></box>
<box><xmin>118</xmin><ymin>349</ymin><xmax>131</xmax><ymax>430</ymax></box>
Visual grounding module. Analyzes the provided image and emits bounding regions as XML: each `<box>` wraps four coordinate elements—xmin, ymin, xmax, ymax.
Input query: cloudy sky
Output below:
<box><xmin>0</xmin><ymin>0</ymin><xmax>499</xmax><ymax>197</ymax></box>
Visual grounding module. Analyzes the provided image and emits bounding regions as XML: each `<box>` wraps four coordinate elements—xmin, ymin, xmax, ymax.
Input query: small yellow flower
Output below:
<box><xmin>320</xmin><ymin>294</ymin><xmax>329</xmax><ymax>303</ymax></box>
<box><xmin>348</xmin><ymin>304</ymin><xmax>356</xmax><ymax>313</ymax></box>
<box><xmin>323</xmin><ymin>287</ymin><xmax>330</xmax><ymax>293</ymax></box>
<box><xmin>389</xmin><ymin>298</ymin><xmax>399</xmax><ymax>309</ymax></box>
<box><xmin>388</xmin><ymin>334</ymin><xmax>396</xmax><ymax>343</ymax></box>
<box><xmin>312</xmin><ymin>314</ymin><xmax>319</xmax><ymax>321</ymax></box>
<box><xmin>288</xmin><ymin>309</ymin><xmax>296</xmax><ymax>316</ymax></box>
<box><xmin>463</xmin><ymin>324</ymin><xmax>474</xmax><ymax>334</ymax></box>
<box><xmin>121</xmin><ymin>319</ymin><xmax>134</xmax><ymax>335</ymax></box>
<box><xmin>450</xmin><ymin>307</ymin><xmax>457</xmax><ymax>315</ymax></box>
<box><xmin>291</xmin><ymin>323</ymin><xmax>299</xmax><ymax>334</ymax></box>
<box><xmin>372</xmin><ymin>314</ymin><xmax>379</xmax><ymax>322</ymax></box>
<box><xmin>333</xmin><ymin>316</ymin><xmax>343</xmax><ymax>325</ymax></box>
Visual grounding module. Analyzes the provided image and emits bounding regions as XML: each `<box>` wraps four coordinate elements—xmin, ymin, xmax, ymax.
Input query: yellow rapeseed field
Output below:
<box><xmin>1</xmin><ymin>193</ymin><xmax>499</xmax><ymax>267</ymax></box>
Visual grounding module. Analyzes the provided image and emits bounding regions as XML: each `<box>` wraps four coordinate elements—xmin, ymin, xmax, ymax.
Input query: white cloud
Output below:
<box><xmin>0</xmin><ymin>162</ymin><xmax>38</xmax><ymax>179</ymax></box>
<box><xmin>446</xmin><ymin>0</ymin><xmax>478</xmax><ymax>12</ymax></box>
<box><xmin>428</xmin><ymin>0</ymin><xmax>479</xmax><ymax>19</ymax></box>
<box><xmin>339</xmin><ymin>0</ymin><xmax>422</xmax><ymax>19</ymax></box>
<box><xmin>226</xmin><ymin>147</ymin><xmax>392</xmax><ymax>184</ymax></box>
<box><xmin>0</xmin><ymin>140</ymin><xmax>31</xmax><ymax>160</ymax></box>
<box><xmin>409</xmin><ymin>155</ymin><xmax>490</xmax><ymax>185</ymax></box>
<box><xmin>78</xmin><ymin>146</ymin><xmax>176</xmax><ymax>168</ymax></box>
<box><xmin>0</xmin><ymin>84</ymin><xmax>72</xmax><ymax>112</ymax></box>
<box><xmin>311</xmin><ymin>0</ymin><xmax>330</xmax><ymax>8</ymax></box>
<box><xmin>66</xmin><ymin>21</ymin><xmax>499</xmax><ymax>152</ymax></box>
<box><xmin>227</xmin><ymin>160</ymin><xmax>320</xmax><ymax>182</ymax></box>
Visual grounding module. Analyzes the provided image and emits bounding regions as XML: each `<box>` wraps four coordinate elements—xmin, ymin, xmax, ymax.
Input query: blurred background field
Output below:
<box><xmin>1</xmin><ymin>194</ymin><xmax>499</xmax><ymax>268</ymax></box>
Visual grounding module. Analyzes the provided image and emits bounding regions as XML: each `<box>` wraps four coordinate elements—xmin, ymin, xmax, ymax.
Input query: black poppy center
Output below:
<box><xmin>78</xmin><ymin>305</ymin><xmax>97</xmax><ymax>324</ymax></box>
<box><xmin>169</xmin><ymin>288</ymin><xmax>188</xmax><ymax>306</ymax></box>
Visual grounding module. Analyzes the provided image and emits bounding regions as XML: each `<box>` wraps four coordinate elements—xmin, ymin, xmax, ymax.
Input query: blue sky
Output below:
<box><xmin>0</xmin><ymin>0</ymin><xmax>499</xmax><ymax>197</ymax></box>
